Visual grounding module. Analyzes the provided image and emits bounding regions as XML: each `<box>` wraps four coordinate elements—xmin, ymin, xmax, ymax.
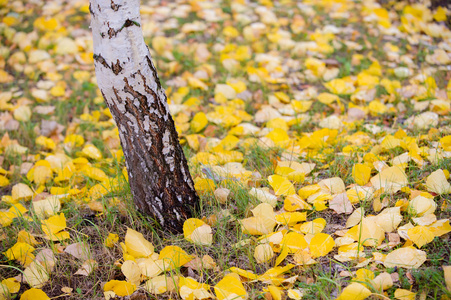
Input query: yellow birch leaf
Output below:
<box><xmin>354</xmin><ymin>269</ymin><xmax>374</xmax><ymax>283</ymax></box>
<box><xmin>32</xmin><ymin>196</ymin><xmax>61</xmax><ymax>219</ymax></box>
<box><xmin>64</xmin><ymin>134</ymin><xmax>84</xmax><ymax>148</ymax></box>
<box><xmin>318</xmin><ymin>177</ymin><xmax>346</xmax><ymax>194</ymax></box>
<box><xmin>23</xmin><ymin>261</ymin><xmax>49</xmax><ymax>288</ymax></box>
<box><xmin>265</xmin><ymin>128</ymin><xmax>290</xmax><ymax>147</ymax></box>
<box><xmin>137</xmin><ymin>258</ymin><xmax>164</xmax><ymax>278</ymax></box>
<box><xmin>159</xmin><ymin>246</ymin><xmax>192</xmax><ymax>270</ymax></box>
<box><xmin>284</xmin><ymin>194</ymin><xmax>312</xmax><ymax>211</ymax></box>
<box><xmin>298</xmin><ymin>218</ymin><xmax>326</xmax><ymax>235</ymax></box>
<box><xmin>0</xmin><ymin>175</ymin><xmax>9</xmax><ymax>187</ymax></box>
<box><xmin>44</xmin><ymin>230</ymin><xmax>70</xmax><ymax>241</ymax></box>
<box><xmin>259</xmin><ymin>264</ymin><xmax>295</xmax><ymax>282</ymax></box>
<box><xmin>254</xmin><ymin>243</ymin><xmax>274</xmax><ymax>264</ymax></box>
<box><xmin>2</xmin><ymin>278</ymin><xmax>19</xmax><ymax>294</ymax></box>
<box><xmin>407</xmin><ymin>226</ymin><xmax>435</xmax><ymax>248</ymax></box>
<box><xmin>370</xmin><ymin>166</ymin><xmax>408</xmax><ymax>194</ymax></box>
<box><xmin>20</xmin><ymin>288</ymin><xmax>50</xmax><ymax>300</ymax></box>
<box><xmin>394</xmin><ymin>289</ymin><xmax>416</xmax><ymax>300</ymax></box>
<box><xmin>267</xmin><ymin>285</ymin><xmax>282</xmax><ymax>300</ymax></box>
<box><xmin>249</xmin><ymin>188</ymin><xmax>278</xmax><ymax>207</ymax></box>
<box><xmin>383</xmin><ymin>247</ymin><xmax>426</xmax><ymax>269</ymax></box>
<box><xmin>309</xmin><ymin>233</ymin><xmax>335</xmax><ymax>258</ymax></box>
<box><xmin>121</xmin><ymin>260</ymin><xmax>141</xmax><ymax>286</ymax></box>
<box><xmin>145</xmin><ymin>275</ymin><xmax>178</xmax><ymax>295</ymax></box>
<box><xmin>275</xmin><ymin>243</ymin><xmax>289</xmax><ymax>266</ymax></box>
<box><xmin>240</xmin><ymin>203</ymin><xmax>276</xmax><ymax>235</ymax></box>
<box><xmin>229</xmin><ymin>267</ymin><xmax>259</xmax><ymax>281</ymax></box>
<box><xmin>318</xmin><ymin>93</ymin><xmax>339</xmax><ymax>105</ymax></box>
<box><xmin>373</xmin><ymin>207</ymin><xmax>402</xmax><ymax>233</ymax></box>
<box><xmin>35</xmin><ymin>136</ymin><xmax>55</xmax><ymax>150</ymax></box>
<box><xmin>336</xmin><ymin>282</ymin><xmax>371</xmax><ymax>300</ymax></box>
<box><xmin>298</xmin><ymin>184</ymin><xmax>321</xmax><ymax>199</ymax></box>
<box><xmin>275</xmin><ymin>212</ymin><xmax>306</xmax><ymax>226</ymax></box>
<box><xmin>281</xmin><ymin>232</ymin><xmax>308</xmax><ymax>253</ymax></box>
<box><xmin>0</xmin><ymin>211</ymin><xmax>14</xmax><ymax>227</ymax></box>
<box><xmin>17</xmin><ymin>230</ymin><xmax>41</xmax><ymax>246</ymax></box>
<box><xmin>190</xmin><ymin>112</ymin><xmax>208</xmax><ymax>133</ymax></box>
<box><xmin>187</xmin><ymin>76</ymin><xmax>208</xmax><ymax>90</ymax></box>
<box><xmin>287</xmin><ymin>289</ymin><xmax>304</xmax><ymax>300</ymax></box>
<box><xmin>41</xmin><ymin>213</ymin><xmax>66</xmax><ymax>238</ymax></box>
<box><xmin>408</xmin><ymin>195</ymin><xmax>436</xmax><ymax>217</ymax></box>
<box><xmin>13</xmin><ymin>106</ymin><xmax>32</xmax><ymax>122</ymax></box>
<box><xmin>83</xmin><ymin>167</ymin><xmax>108</xmax><ymax>182</ymax></box>
<box><xmin>103</xmin><ymin>280</ymin><xmax>136</xmax><ymax>297</ymax></box>
<box><xmin>183</xmin><ymin>218</ymin><xmax>212</xmax><ymax>246</ymax></box>
<box><xmin>324</xmin><ymin>78</ymin><xmax>356</xmax><ymax>95</ymax></box>
<box><xmin>9</xmin><ymin>203</ymin><xmax>28</xmax><ymax>218</ymax></box>
<box><xmin>345</xmin><ymin>218</ymin><xmax>385</xmax><ymax>246</ymax></box>
<box><xmin>185</xmin><ymin>134</ymin><xmax>200</xmax><ymax>151</ymax></box>
<box><xmin>371</xmin><ymin>272</ymin><xmax>393</xmax><ymax>292</ymax></box>
<box><xmin>427</xmin><ymin>219</ymin><xmax>451</xmax><ymax>237</ymax></box>
<box><xmin>11</xmin><ymin>183</ymin><xmax>33</xmax><ymax>202</ymax></box>
<box><xmin>268</xmin><ymin>175</ymin><xmax>295</xmax><ymax>196</ymax></box>
<box><xmin>426</xmin><ymin>169</ymin><xmax>451</xmax><ymax>195</ymax></box>
<box><xmin>124</xmin><ymin>228</ymin><xmax>154</xmax><ymax>259</ymax></box>
<box><xmin>183</xmin><ymin>218</ymin><xmax>207</xmax><ymax>239</ymax></box>
<box><xmin>81</xmin><ymin>144</ymin><xmax>103</xmax><ymax>160</ymax></box>
<box><xmin>293</xmin><ymin>249</ymin><xmax>314</xmax><ymax>266</ymax></box>
<box><xmin>179</xmin><ymin>277</ymin><xmax>212</xmax><ymax>300</ymax></box>
<box><xmin>214</xmin><ymin>273</ymin><xmax>247</xmax><ymax>300</ymax></box>
<box><xmin>352</xmin><ymin>164</ymin><xmax>371</xmax><ymax>186</ymax></box>
<box><xmin>194</xmin><ymin>178</ymin><xmax>215</xmax><ymax>194</ymax></box>
<box><xmin>4</xmin><ymin>242</ymin><xmax>35</xmax><ymax>266</ymax></box>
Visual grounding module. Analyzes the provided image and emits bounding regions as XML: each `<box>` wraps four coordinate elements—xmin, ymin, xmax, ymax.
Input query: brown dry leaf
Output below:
<box><xmin>329</xmin><ymin>193</ymin><xmax>353</xmax><ymax>214</ymax></box>
<box><xmin>64</xmin><ymin>242</ymin><xmax>91</xmax><ymax>261</ymax></box>
<box><xmin>74</xmin><ymin>259</ymin><xmax>98</xmax><ymax>276</ymax></box>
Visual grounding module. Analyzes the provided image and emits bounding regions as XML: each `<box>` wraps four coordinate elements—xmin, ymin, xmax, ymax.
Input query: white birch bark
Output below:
<box><xmin>90</xmin><ymin>0</ymin><xmax>198</xmax><ymax>232</ymax></box>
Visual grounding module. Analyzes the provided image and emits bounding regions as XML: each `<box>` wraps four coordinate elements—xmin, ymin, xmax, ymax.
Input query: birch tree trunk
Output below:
<box><xmin>89</xmin><ymin>0</ymin><xmax>199</xmax><ymax>232</ymax></box>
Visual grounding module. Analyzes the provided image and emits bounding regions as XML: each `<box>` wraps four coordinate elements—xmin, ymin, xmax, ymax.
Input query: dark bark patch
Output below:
<box><xmin>89</xmin><ymin>3</ymin><xmax>94</xmax><ymax>16</ymax></box>
<box><xmin>110</xmin><ymin>0</ymin><xmax>120</xmax><ymax>11</ymax></box>
<box><xmin>146</xmin><ymin>55</ymin><xmax>162</xmax><ymax>91</ymax></box>
<box><xmin>123</xmin><ymin>19</ymin><xmax>140</xmax><ymax>28</ymax></box>
<box><xmin>111</xmin><ymin>59</ymin><xmax>123</xmax><ymax>75</ymax></box>
<box><xmin>93</xmin><ymin>53</ymin><xmax>110</xmax><ymax>69</ymax></box>
<box><xmin>108</xmin><ymin>26</ymin><xmax>115</xmax><ymax>38</ymax></box>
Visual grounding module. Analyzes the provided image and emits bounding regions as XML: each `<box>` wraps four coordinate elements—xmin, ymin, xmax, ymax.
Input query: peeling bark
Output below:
<box><xmin>90</xmin><ymin>0</ymin><xmax>199</xmax><ymax>232</ymax></box>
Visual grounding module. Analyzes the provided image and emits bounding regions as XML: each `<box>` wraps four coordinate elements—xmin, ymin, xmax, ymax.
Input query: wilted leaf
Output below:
<box><xmin>254</xmin><ymin>243</ymin><xmax>274</xmax><ymax>264</ymax></box>
<box><xmin>65</xmin><ymin>242</ymin><xmax>91</xmax><ymax>261</ymax></box>
<box><xmin>123</xmin><ymin>228</ymin><xmax>154</xmax><ymax>258</ymax></box>
<box><xmin>145</xmin><ymin>275</ymin><xmax>178</xmax><ymax>295</ymax></box>
<box><xmin>383</xmin><ymin>247</ymin><xmax>427</xmax><ymax>269</ymax></box>
<box><xmin>74</xmin><ymin>259</ymin><xmax>98</xmax><ymax>276</ymax></box>
<box><xmin>24</xmin><ymin>261</ymin><xmax>49</xmax><ymax>288</ymax></box>
<box><xmin>183</xmin><ymin>218</ymin><xmax>212</xmax><ymax>246</ymax></box>
<box><xmin>426</xmin><ymin>169</ymin><xmax>451</xmax><ymax>195</ymax></box>
<box><xmin>240</xmin><ymin>203</ymin><xmax>276</xmax><ymax>235</ymax></box>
